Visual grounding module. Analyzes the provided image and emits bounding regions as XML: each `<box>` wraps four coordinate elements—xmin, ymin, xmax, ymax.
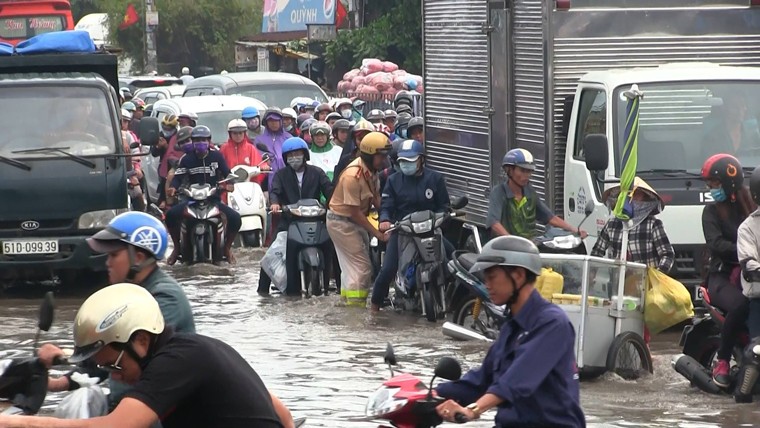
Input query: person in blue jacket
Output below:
<box><xmin>435</xmin><ymin>236</ymin><xmax>586</xmax><ymax>428</ymax></box>
<box><xmin>165</xmin><ymin>126</ymin><xmax>242</xmax><ymax>264</ymax></box>
<box><xmin>370</xmin><ymin>139</ymin><xmax>450</xmax><ymax>312</ymax></box>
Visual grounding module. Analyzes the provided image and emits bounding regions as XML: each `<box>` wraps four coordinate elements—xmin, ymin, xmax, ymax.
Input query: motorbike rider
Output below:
<box><xmin>165</xmin><ymin>126</ymin><xmax>194</xmax><ymax>208</ymax></box>
<box><xmin>121</xmin><ymin>109</ymin><xmax>145</xmax><ymax>212</ymax></box>
<box><xmin>333</xmin><ymin>119</ymin><xmax>375</xmax><ymax>185</ymax></box>
<box><xmin>487</xmin><ymin>148</ymin><xmax>587</xmax><ymax>240</ymax></box>
<box><xmin>331</xmin><ymin>119</ymin><xmax>351</xmax><ymax>149</ymax></box>
<box><xmin>335</xmin><ymin>98</ymin><xmax>354</xmax><ymax>123</ymax></box>
<box><xmin>384</xmin><ymin>110</ymin><xmax>398</xmax><ymax>135</ymax></box>
<box><xmin>394</xmin><ymin>112</ymin><xmax>413</xmax><ymax>140</ymax></box>
<box><xmin>166</xmin><ymin>126</ymin><xmax>242</xmax><ymax>265</ymax></box>
<box><xmin>0</xmin><ymin>283</ymin><xmax>294</xmax><ymax>428</ymax></box>
<box><xmin>315</xmin><ymin>102</ymin><xmax>333</xmax><ymax>121</ymax></box>
<box><xmin>220</xmin><ymin>119</ymin><xmax>269</xmax><ymax>203</ymax></box>
<box><xmin>366</xmin><ymin>109</ymin><xmax>385</xmax><ymax>126</ymax></box>
<box><xmin>300</xmin><ymin>118</ymin><xmax>317</xmax><ymax>145</ymax></box>
<box><xmin>180</xmin><ymin>66</ymin><xmax>195</xmax><ymax>84</ymax></box>
<box><xmin>408</xmin><ymin>117</ymin><xmax>424</xmax><ymax>143</ymax></box>
<box><xmin>434</xmin><ymin>236</ymin><xmax>585</xmax><ymax>427</ymax></box>
<box><xmin>303</xmin><ymin>100</ymin><xmax>318</xmax><ymax>117</ymax></box>
<box><xmin>326</xmin><ymin>111</ymin><xmax>342</xmax><ymax>128</ymax></box>
<box><xmin>130</xmin><ymin>98</ymin><xmax>146</xmax><ymax>135</ymax></box>
<box><xmin>701</xmin><ymin>153</ymin><xmax>756</xmax><ymax>387</ymax></box>
<box><xmin>308</xmin><ymin>121</ymin><xmax>342</xmax><ymax>181</ymax></box>
<box><xmin>254</xmin><ymin>107</ymin><xmax>293</xmax><ymax>174</ymax></box>
<box><xmin>259</xmin><ymin>137</ymin><xmax>335</xmax><ymax>296</ymax></box>
<box><xmin>738</xmin><ymin>166</ymin><xmax>760</xmax><ymax>341</ymax></box>
<box><xmin>282</xmin><ymin>107</ymin><xmax>298</xmax><ymax>135</ymax></box>
<box><xmin>370</xmin><ymin>140</ymin><xmax>451</xmax><ymax>312</ymax></box>
<box><xmin>150</xmin><ymin>114</ymin><xmax>183</xmax><ymax>210</ymax></box>
<box><xmin>43</xmin><ymin>212</ymin><xmax>195</xmax><ymax>401</ymax></box>
<box><xmin>328</xmin><ymin>132</ymin><xmax>391</xmax><ymax>306</ymax></box>
<box><xmin>242</xmin><ymin>106</ymin><xmax>263</xmax><ymax>141</ymax></box>
<box><xmin>352</xmin><ymin>98</ymin><xmax>366</xmax><ymax>122</ymax></box>
<box><xmin>178</xmin><ymin>111</ymin><xmax>198</xmax><ymax>128</ymax></box>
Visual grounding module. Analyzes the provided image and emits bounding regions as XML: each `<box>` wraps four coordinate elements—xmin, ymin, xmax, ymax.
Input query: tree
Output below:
<box><xmin>101</xmin><ymin>0</ymin><xmax>262</xmax><ymax>74</ymax></box>
<box><xmin>325</xmin><ymin>0</ymin><xmax>421</xmax><ymax>75</ymax></box>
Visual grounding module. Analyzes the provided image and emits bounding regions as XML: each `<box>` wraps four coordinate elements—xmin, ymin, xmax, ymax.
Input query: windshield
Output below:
<box><xmin>228</xmin><ymin>84</ymin><xmax>327</xmax><ymax>109</ymax></box>
<box><xmin>0</xmin><ymin>85</ymin><xmax>116</xmax><ymax>158</ymax></box>
<box><xmin>613</xmin><ymin>81</ymin><xmax>760</xmax><ymax>174</ymax></box>
<box><xmin>0</xmin><ymin>15</ymin><xmax>65</xmax><ymax>39</ymax></box>
<box><xmin>196</xmin><ymin>111</ymin><xmax>248</xmax><ymax>144</ymax></box>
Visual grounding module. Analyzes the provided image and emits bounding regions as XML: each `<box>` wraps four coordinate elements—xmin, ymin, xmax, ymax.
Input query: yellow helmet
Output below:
<box><xmin>161</xmin><ymin>114</ymin><xmax>179</xmax><ymax>128</ymax></box>
<box><xmin>353</xmin><ymin>119</ymin><xmax>374</xmax><ymax>135</ymax></box>
<box><xmin>69</xmin><ymin>283</ymin><xmax>165</xmax><ymax>363</ymax></box>
<box><xmin>359</xmin><ymin>132</ymin><xmax>392</xmax><ymax>155</ymax></box>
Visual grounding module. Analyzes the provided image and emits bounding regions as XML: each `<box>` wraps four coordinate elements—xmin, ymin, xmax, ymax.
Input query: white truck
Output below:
<box><xmin>422</xmin><ymin>0</ymin><xmax>760</xmax><ymax>292</ymax></box>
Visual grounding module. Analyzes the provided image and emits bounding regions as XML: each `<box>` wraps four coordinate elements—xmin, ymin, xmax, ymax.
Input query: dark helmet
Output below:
<box><xmin>176</xmin><ymin>126</ymin><xmax>193</xmax><ymax>144</ymax></box>
<box><xmin>384</xmin><ymin>109</ymin><xmax>398</xmax><ymax>121</ymax></box>
<box><xmin>332</xmin><ymin>119</ymin><xmax>351</xmax><ymax>135</ymax></box>
<box><xmin>395</xmin><ymin>112</ymin><xmax>412</xmax><ymax>131</ymax></box>
<box><xmin>394</xmin><ymin>91</ymin><xmax>413</xmax><ymax>109</ymax></box>
<box><xmin>396</xmin><ymin>104</ymin><xmax>413</xmax><ymax>115</ymax></box>
<box><xmin>408</xmin><ymin>117</ymin><xmax>424</xmax><ymax>132</ymax></box>
<box><xmin>316</xmin><ymin>103</ymin><xmax>333</xmax><ymax>114</ymax></box>
<box><xmin>751</xmin><ymin>166</ymin><xmax>760</xmax><ymax>206</ymax></box>
<box><xmin>296</xmin><ymin>113</ymin><xmax>312</xmax><ymax>128</ymax></box>
<box><xmin>701</xmin><ymin>154</ymin><xmax>743</xmax><ymax>197</ymax></box>
<box><xmin>263</xmin><ymin>107</ymin><xmax>283</xmax><ymax>122</ymax></box>
<box><xmin>469</xmin><ymin>235</ymin><xmax>542</xmax><ymax>277</ymax></box>
<box><xmin>326</xmin><ymin>112</ymin><xmax>342</xmax><ymax>123</ymax></box>
<box><xmin>366</xmin><ymin>109</ymin><xmax>385</xmax><ymax>122</ymax></box>
<box><xmin>190</xmin><ymin>125</ymin><xmax>212</xmax><ymax>140</ymax></box>
<box><xmin>300</xmin><ymin>118</ymin><xmax>317</xmax><ymax>135</ymax></box>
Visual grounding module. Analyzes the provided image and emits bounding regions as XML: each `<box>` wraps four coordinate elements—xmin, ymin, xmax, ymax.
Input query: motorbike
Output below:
<box><xmin>228</xmin><ymin>156</ymin><xmax>270</xmax><ymax>248</ymax></box>
<box><xmin>281</xmin><ymin>198</ymin><xmax>330</xmax><ymax>296</ymax></box>
<box><xmin>364</xmin><ymin>343</ymin><xmax>469</xmax><ymax>428</ymax></box>
<box><xmin>386</xmin><ymin>196</ymin><xmax>468</xmax><ymax>322</ymax></box>
<box><xmin>178</xmin><ymin>174</ymin><xmax>239</xmax><ymax>265</ymax></box>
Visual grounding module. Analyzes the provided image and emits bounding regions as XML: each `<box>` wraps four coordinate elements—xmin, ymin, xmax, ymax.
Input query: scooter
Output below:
<box><xmin>364</xmin><ymin>343</ymin><xmax>469</xmax><ymax>427</ymax></box>
<box><xmin>228</xmin><ymin>156</ymin><xmax>270</xmax><ymax>248</ymax></box>
<box><xmin>387</xmin><ymin>196</ymin><xmax>468</xmax><ymax>322</ymax></box>
<box><xmin>281</xmin><ymin>198</ymin><xmax>330</xmax><ymax>296</ymax></box>
<box><xmin>179</xmin><ymin>174</ymin><xmax>238</xmax><ymax>265</ymax></box>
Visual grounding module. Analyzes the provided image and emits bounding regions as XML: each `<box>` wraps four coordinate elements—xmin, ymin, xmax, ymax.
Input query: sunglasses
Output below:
<box><xmin>97</xmin><ymin>349</ymin><xmax>125</xmax><ymax>372</ymax></box>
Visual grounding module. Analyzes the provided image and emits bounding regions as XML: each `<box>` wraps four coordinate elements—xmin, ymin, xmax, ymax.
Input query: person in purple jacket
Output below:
<box><xmin>254</xmin><ymin>107</ymin><xmax>292</xmax><ymax>174</ymax></box>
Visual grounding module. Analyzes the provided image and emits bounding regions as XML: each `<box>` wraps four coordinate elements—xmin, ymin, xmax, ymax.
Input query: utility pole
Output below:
<box><xmin>144</xmin><ymin>0</ymin><xmax>158</xmax><ymax>73</ymax></box>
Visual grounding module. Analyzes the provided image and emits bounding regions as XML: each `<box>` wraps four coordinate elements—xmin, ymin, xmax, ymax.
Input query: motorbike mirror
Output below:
<box><xmin>451</xmin><ymin>196</ymin><xmax>468</xmax><ymax>210</ymax></box>
<box><xmin>256</xmin><ymin>143</ymin><xmax>271</xmax><ymax>154</ymax></box>
<box><xmin>434</xmin><ymin>357</ymin><xmax>462</xmax><ymax>381</ymax></box>
<box><xmin>38</xmin><ymin>291</ymin><xmax>55</xmax><ymax>332</ymax></box>
<box><xmin>584</xmin><ymin>200</ymin><xmax>595</xmax><ymax>217</ymax></box>
<box><xmin>225</xmin><ymin>173</ymin><xmax>238</xmax><ymax>183</ymax></box>
<box><xmin>384</xmin><ymin>343</ymin><xmax>397</xmax><ymax>366</ymax></box>
<box><xmin>234</xmin><ymin>168</ymin><xmax>249</xmax><ymax>181</ymax></box>
<box><xmin>138</xmin><ymin>117</ymin><xmax>160</xmax><ymax>146</ymax></box>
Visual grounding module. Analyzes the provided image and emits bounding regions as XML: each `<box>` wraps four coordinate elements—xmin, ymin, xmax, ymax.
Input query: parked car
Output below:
<box><xmin>119</xmin><ymin>75</ymin><xmax>183</xmax><ymax>94</ymax></box>
<box><xmin>141</xmin><ymin>95</ymin><xmax>268</xmax><ymax>203</ymax></box>
<box><xmin>134</xmin><ymin>85</ymin><xmax>185</xmax><ymax>105</ymax></box>
<box><xmin>183</xmin><ymin>72</ymin><xmax>328</xmax><ymax>109</ymax></box>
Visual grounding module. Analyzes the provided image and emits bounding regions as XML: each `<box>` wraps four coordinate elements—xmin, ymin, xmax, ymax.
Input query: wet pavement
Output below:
<box><xmin>2</xmin><ymin>248</ymin><xmax>760</xmax><ymax>427</ymax></box>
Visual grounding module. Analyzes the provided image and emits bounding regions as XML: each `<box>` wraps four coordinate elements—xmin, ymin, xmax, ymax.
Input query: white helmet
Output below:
<box><xmin>282</xmin><ymin>107</ymin><xmax>297</xmax><ymax>120</ymax></box>
<box><xmin>227</xmin><ymin>118</ymin><xmax>247</xmax><ymax>132</ymax></box>
<box><xmin>121</xmin><ymin>109</ymin><xmax>132</xmax><ymax>121</ymax></box>
<box><xmin>70</xmin><ymin>283</ymin><xmax>165</xmax><ymax>363</ymax></box>
<box><xmin>181</xmin><ymin>66</ymin><xmax>190</xmax><ymax>75</ymax></box>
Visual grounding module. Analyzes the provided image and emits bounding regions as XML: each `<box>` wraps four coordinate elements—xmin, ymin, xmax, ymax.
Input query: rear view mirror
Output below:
<box><xmin>434</xmin><ymin>357</ymin><xmax>462</xmax><ymax>381</ymax></box>
<box><xmin>256</xmin><ymin>142</ymin><xmax>271</xmax><ymax>154</ymax></box>
<box><xmin>451</xmin><ymin>196</ymin><xmax>469</xmax><ymax>210</ymax></box>
<box><xmin>234</xmin><ymin>168</ymin><xmax>249</xmax><ymax>181</ymax></box>
<box><xmin>38</xmin><ymin>292</ymin><xmax>55</xmax><ymax>332</ymax></box>
<box><xmin>384</xmin><ymin>343</ymin><xmax>397</xmax><ymax>366</ymax></box>
<box><xmin>139</xmin><ymin>117</ymin><xmax>160</xmax><ymax>146</ymax></box>
<box><xmin>583</xmin><ymin>134</ymin><xmax>609</xmax><ymax>171</ymax></box>
<box><xmin>584</xmin><ymin>200</ymin><xmax>595</xmax><ymax>216</ymax></box>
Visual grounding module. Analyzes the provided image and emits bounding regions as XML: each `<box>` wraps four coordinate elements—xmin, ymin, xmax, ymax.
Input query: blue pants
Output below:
<box><xmin>371</xmin><ymin>233</ymin><xmax>454</xmax><ymax>307</ymax></box>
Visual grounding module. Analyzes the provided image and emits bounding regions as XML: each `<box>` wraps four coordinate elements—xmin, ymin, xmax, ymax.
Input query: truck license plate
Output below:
<box><xmin>2</xmin><ymin>240</ymin><xmax>58</xmax><ymax>255</ymax></box>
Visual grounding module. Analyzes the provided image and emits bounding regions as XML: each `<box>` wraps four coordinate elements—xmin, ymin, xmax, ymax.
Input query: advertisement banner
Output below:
<box><xmin>262</xmin><ymin>0</ymin><xmax>336</xmax><ymax>33</ymax></box>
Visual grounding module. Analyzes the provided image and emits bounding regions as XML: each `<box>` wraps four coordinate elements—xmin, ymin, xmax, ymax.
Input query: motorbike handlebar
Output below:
<box><xmin>52</xmin><ymin>356</ymin><xmax>68</xmax><ymax>366</ymax></box>
<box><xmin>454</xmin><ymin>413</ymin><xmax>470</xmax><ymax>423</ymax></box>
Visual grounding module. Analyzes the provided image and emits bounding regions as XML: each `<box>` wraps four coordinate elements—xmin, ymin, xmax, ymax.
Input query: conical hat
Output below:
<box><xmin>602</xmin><ymin>177</ymin><xmax>664</xmax><ymax>213</ymax></box>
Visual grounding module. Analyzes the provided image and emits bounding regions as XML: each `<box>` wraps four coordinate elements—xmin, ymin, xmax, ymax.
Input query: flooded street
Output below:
<box><xmin>2</xmin><ymin>249</ymin><xmax>760</xmax><ymax>427</ymax></box>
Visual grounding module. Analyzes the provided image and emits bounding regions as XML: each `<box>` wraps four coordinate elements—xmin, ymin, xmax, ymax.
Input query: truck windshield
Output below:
<box><xmin>0</xmin><ymin>85</ymin><xmax>115</xmax><ymax>158</ymax></box>
<box><xmin>613</xmin><ymin>81</ymin><xmax>760</xmax><ymax>175</ymax></box>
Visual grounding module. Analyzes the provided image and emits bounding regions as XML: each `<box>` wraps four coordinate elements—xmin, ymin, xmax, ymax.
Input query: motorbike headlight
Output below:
<box><xmin>229</xmin><ymin>195</ymin><xmax>239</xmax><ymax>211</ymax></box>
<box><xmin>291</xmin><ymin>206</ymin><xmax>324</xmax><ymax>217</ymax></box>
<box><xmin>412</xmin><ymin>219</ymin><xmax>433</xmax><ymax>234</ymax></box>
<box><xmin>78</xmin><ymin>208</ymin><xmax>128</xmax><ymax>229</ymax></box>
<box><xmin>365</xmin><ymin>386</ymin><xmax>406</xmax><ymax>418</ymax></box>
<box><xmin>192</xmin><ymin>189</ymin><xmax>206</xmax><ymax>200</ymax></box>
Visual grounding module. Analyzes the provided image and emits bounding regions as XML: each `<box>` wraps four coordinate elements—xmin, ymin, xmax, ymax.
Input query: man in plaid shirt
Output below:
<box><xmin>591</xmin><ymin>177</ymin><xmax>675</xmax><ymax>273</ymax></box>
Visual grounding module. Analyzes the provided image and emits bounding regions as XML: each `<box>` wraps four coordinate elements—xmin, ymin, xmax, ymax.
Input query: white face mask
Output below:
<box><xmin>340</xmin><ymin>109</ymin><xmax>352</xmax><ymax>119</ymax></box>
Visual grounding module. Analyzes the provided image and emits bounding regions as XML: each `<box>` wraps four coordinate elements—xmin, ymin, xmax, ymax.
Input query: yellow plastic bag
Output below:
<box><xmin>536</xmin><ymin>267</ymin><xmax>564</xmax><ymax>301</ymax></box>
<box><xmin>644</xmin><ymin>267</ymin><xmax>694</xmax><ymax>334</ymax></box>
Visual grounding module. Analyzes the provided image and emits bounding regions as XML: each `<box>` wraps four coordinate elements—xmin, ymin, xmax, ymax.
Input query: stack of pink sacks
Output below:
<box><xmin>336</xmin><ymin>58</ymin><xmax>423</xmax><ymax>97</ymax></box>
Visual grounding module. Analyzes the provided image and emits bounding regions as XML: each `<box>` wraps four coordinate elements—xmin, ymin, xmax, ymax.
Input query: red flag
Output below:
<box><xmin>336</xmin><ymin>0</ymin><xmax>348</xmax><ymax>28</ymax></box>
<box><xmin>119</xmin><ymin>4</ymin><xmax>139</xmax><ymax>30</ymax></box>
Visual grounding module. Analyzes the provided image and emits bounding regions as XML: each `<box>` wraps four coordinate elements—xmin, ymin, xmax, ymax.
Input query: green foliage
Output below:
<box><xmin>325</xmin><ymin>0</ymin><xmax>421</xmax><ymax>74</ymax></box>
<box><xmin>70</xmin><ymin>0</ymin><xmax>100</xmax><ymax>22</ymax></box>
<box><xmin>101</xmin><ymin>0</ymin><xmax>262</xmax><ymax>74</ymax></box>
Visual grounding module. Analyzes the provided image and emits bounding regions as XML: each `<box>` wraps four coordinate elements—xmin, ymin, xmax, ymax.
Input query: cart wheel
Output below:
<box><xmin>606</xmin><ymin>331</ymin><xmax>653</xmax><ymax>380</ymax></box>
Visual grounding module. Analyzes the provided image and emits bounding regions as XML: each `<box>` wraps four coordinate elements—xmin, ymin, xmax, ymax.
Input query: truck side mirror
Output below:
<box><xmin>139</xmin><ymin>117</ymin><xmax>160</xmax><ymax>146</ymax></box>
<box><xmin>583</xmin><ymin>134</ymin><xmax>609</xmax><ymax>171</ymax></box>
<box><xmin>560</xmin><ymin>95</ymin><xmax>574</xmax><ymax>138</ymax></box>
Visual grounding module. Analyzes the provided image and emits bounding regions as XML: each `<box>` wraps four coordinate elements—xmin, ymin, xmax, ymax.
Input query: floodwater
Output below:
<box><xmin>2</xmin><ymin>248</ymin><xmax>760</xmax><ymax>427</ymax></box>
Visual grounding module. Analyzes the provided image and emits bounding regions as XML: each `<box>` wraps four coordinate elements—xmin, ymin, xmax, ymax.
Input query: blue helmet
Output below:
<box><xmin>502</xmin><ymin>148</ymin><xmax>535</xmax><ymax>171</ymax></box>
<box><xmin>86</xmin><ymin>212</ymin><xmax>168</xmax><ymax>260</ymax></box>
<box><xmin>242</xmin><ymin>106</ymin><xmax>260</xmax><ymax>120</ymax></box>
<box><xmin>281</xmin><ymin>137</ymin><xmax>310</xmax><ymax>162</ymax></box>
<box><xmin>191</xmin><ymin>125</ymin><xmax>212</xmax><ymax>140</ymax></box>
<box><xmin>396</xmin><ymin>139</ymin><xmax>425</xmax><ymax>161</ymax></box>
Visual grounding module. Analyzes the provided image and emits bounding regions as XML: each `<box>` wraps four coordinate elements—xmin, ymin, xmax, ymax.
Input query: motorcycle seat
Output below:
<box><xmin>457</xmin><ymin>253</ymin><xmax>479</xmax><ymax>271</ymax></box>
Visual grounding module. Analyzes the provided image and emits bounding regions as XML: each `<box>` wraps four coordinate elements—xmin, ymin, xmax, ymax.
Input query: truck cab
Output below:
<box><xmin>0</xmin><ymin>34</ymin><xmax>127</xmax><ymax>287</ymax></box>
<box><xmin>0</xmin><ymin>0</ymin><xmax>74</xmax><ymax>46</ymax></box>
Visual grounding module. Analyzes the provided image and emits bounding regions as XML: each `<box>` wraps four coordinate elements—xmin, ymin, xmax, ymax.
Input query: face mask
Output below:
<box><xmin>181</xmin><ymin>143</ymin><xmax>194</xmax><ymax>154</ymax></box>
<box><xmin>398</xmin><ymin>160</ymin><xmax>418</xmax><ymax>176</ymax></box>
<box><xmin>161</xmin><ymin>128</ymin><xmax>176</xmax><ymax>139</ymax></box>
<box><xmin>710</xmin><ymin>187</ymin><xmax>727</xmax><ymax>202</ymax></box>
<box><xmin>340</xmin><ymin>109</ymin><xmax>352</xmax><ymax>119</ymax></box>
<box><xmin>285</xmin><ymin>124</ymin><xmax>294</xmax><ymax>132</ymax></box>
<box><xmin>193</xmin><ymin>141</ymin><xmax>210</xmax><ymax>155</ymax></box>
<box><xmin>398</xmin><ymin>128</ymin><xmax>408</xmax><ymax>139</ymax></box>
<box><xmin>287</xmin><ymin>154</ymin><xmax>304</xmax><ymax>170</ymax></box>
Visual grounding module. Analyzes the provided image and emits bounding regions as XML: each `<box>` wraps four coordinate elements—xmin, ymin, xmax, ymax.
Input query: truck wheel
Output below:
<box><xmin>606</xmin><ymin>331</ymin><xmax>653</xmax><ymax>380</ymax></box>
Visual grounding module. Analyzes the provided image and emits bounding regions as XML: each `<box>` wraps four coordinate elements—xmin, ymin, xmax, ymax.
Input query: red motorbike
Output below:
<box><xmin>364</xmin><ymin>344</ymin><xmax>468</xmax><ymax>428</ymax></box>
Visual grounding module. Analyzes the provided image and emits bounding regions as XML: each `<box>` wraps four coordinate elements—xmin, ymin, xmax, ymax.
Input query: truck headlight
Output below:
<box><xmin>78</xmin><ymin>209</ymin><xmax>127</xmax><ymax>229</ymax></box>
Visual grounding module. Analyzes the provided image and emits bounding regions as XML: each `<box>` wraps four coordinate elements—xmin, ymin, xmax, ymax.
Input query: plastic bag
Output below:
<box><xmin>382</xmin><ymin>61</ymin><xmax>399</xmax><ymax>72</ymax></box>
<box><xmin>644</xmin><ymin>267</ymin><xmax>694</xmax><ymax>335</ymax></box>
<box><xmin>366</xmin><ymin>72</ymin><xmax>394</xmax><ymax>92</ymax></box>
<box><xmin>53</xmin><ymin>385</ymin><xmax>108</xmax><ymax>419</ymax></box>
<box><xmin>361</xmin><ymin>58</ymin><xmax>383</xmax><ymax>75</ymax></box>
<box><xmin>261</xmin><ymin>231</ymin><xmax>288</xmax><ymax>292</ymax></box>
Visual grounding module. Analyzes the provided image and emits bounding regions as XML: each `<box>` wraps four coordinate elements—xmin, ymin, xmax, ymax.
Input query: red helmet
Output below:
<box><xmin>701</xmin><ymin>154</ymin><xmax>744</xmax><ymax>197</ymax></box>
